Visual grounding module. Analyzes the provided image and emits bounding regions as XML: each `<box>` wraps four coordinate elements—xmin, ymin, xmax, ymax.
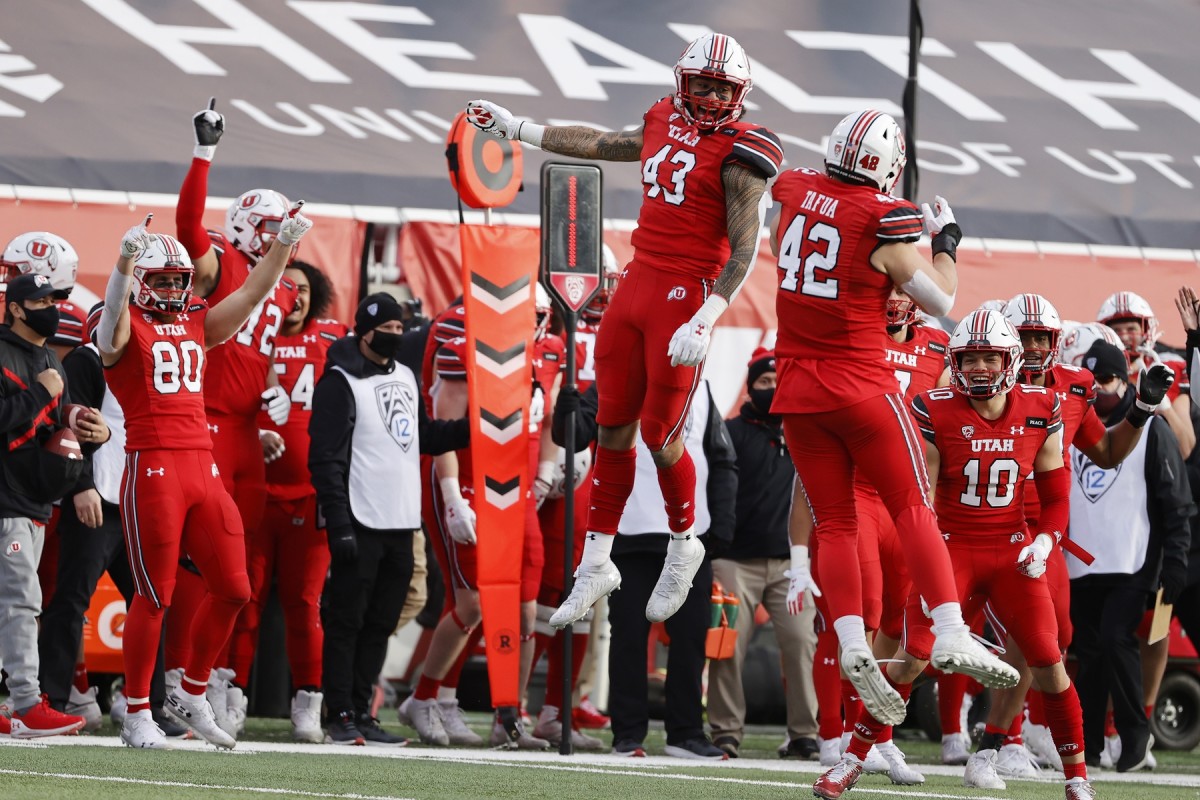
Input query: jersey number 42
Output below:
<box><xmin>777</xmin><ymin>214</ymin><xmax>842</xmax><ymax>299</ymax></box>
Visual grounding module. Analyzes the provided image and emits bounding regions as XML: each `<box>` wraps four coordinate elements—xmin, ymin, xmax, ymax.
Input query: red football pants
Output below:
<box><xmin>855</xmin><ymin>485</ymin><xmax>911</xmax><ymax>641</ymax></box>
<box><xmin>227</xmin><ymin>493</ymin><xmax>331</xmax><ymax>691</ymax></box>
<box><xmin>784</xmin><ymin>394</ymin><xmax>956</xmax><ymax>624</ymax></box>
<box><xmin>120</xmin><ymin>449</ymin><xmax>249</xmax><ymax>701</ymax></box>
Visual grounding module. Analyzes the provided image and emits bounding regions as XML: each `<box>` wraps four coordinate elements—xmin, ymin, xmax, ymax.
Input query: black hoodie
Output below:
<box><xmin>718</xmin><ymin>401</ymin><xmax>795</xmax><ymax>561</ymax></box>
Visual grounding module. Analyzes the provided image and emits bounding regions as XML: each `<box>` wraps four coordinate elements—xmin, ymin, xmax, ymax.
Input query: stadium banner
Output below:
<box><xmin>1</xmin><ymin>1</ymin><xmax>1199</xmax><ymax>248</ymax></box>
<box><xmin>459</xmin><ymin>223</ymin><xmax>539</xmax><ymax>707</ymax></box>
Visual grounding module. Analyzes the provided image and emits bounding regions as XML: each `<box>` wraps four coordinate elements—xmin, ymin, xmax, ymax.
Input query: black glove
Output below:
<box><xmin>1137</xmin><ymin>363</ymin><xmax>1175</xmax><ymax>409</ymax></box>
<box><xmin>192</xmin><ymin>97</ymin><xmax>225</xmax><ymax>150</ymax></box>
<box><xmin>556</xmin><ymin>385</ymin><xmax>581</xmax><ymax>416</ymax></box>
<box><xmin>1160</xmin><ymin>558</ymin><xmax>1188</xmax><ymax>605</ymax></box>
<box><xmin>327</xmin><ymin>526</ymin><xmax>358</xmax><ymax>566</ymax></box>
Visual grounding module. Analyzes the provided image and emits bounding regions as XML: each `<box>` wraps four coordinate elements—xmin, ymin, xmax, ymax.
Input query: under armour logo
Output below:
<box><xmin>146</xmin><ymin>467</ymin><xmax>165</xmax><ymax>477</ymax></box>
<box><xmin>913</xmin><ymin>345</ymin><xmax>926</xmax><ymax>355</ymax></box>
<box><xmin>822</xmin><ymin>658</ymin><xmax>836</xmax><ymax>666</ymax></box>
<box><xmin>0</xmin><ymin>40</ymin><xmax>63</xmax><ymax>119</ymax></box>
<box><xmin>1010</xmin><ymin>426</ymin><xmax>1024</xmax><ymax>435</ymax></box>
<box><xmin>291</xmin><ymin>516</ymin><xmax>305</xmax><ymax>526</ymax></box>
<box><xmin>667</xmin><ymin>286</ymin><xmax>687</xmax><ymax>301</ymax></box>
<box><xmin>303</xmin><ymin>334</ymin><xmax>317</xmax><ymax>343</ymax></box>
<box><xmin>1010</xmin><ymin>532</ymin><xmax>1026</xmax><ymax>544</ymax></box>
<box><xmin>207</xmin><ymin>423</ymin><xmax>219</xmax><ymax>433</ymax></box>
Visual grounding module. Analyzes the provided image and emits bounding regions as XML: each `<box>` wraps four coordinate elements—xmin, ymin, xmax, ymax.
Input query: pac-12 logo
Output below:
<box><xmin>376</xmin><ymin>381</ymin><xmax>417</xmax><ymax>451</ymax></box>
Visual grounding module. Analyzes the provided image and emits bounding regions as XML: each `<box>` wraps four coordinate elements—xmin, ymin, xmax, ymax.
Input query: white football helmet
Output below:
<box><xmin>886</xmin><ymin>288</ymin><xmax>918</xmax><ymax>330</ymax></box>
<box><xmin>673</xmin><ymin>33</ymin><xmax>752</xmax><ymax>129</ymax></box>
<box><xmin>546</xmin><ymin>447</ymin><xmax>593</xmax><ymax>500</ymax></box>
<box><xmin>977</xmin><ymin>298</ymin><xmax>1008</xmax><ymax>313</ymax></box>
<box><xmin>1060</xmin><ymin>322</ymin><xmax>1122</xmax><ymax>368</ymax></box>
<box><xmin>535</xmin><ymin>282</ymin><xmax>553</xmax><ymax>341</ymax></box>
<box><xmin>1096</xmin><ymin>291</ymin><xmax>1158</xmax><ymax>350</ymax></box>
<box><xmin>1</xmin><ymin>232</ymin><xmax>78</xmax><ymax>293</ymax></box>
<box><xmin>582</xmin><ymin>245</ymin><xmax>621</xmax><ymax>325</ymax></box>
<box><xmin>825</xmin><ymin>110</ymin><xmax>907</xmax><ymax>195</ymax></box>
<box><xmin>948</xmin><ymin>309</ymin><xmax>1023</xmax><ymax>399</ymax></box>
<box><xmin>225</xmin><ymin>188</ymin><xmax>292</xmax><ymax>262</ymax></box>
<box><xmin>133</xmin><ymin>234</ymin><xmax>194</xmax><ymax>314</ymax></box>
<box><xmin>1003</xmin><ymin>293</ymin><xmax>1062</xmax><ymax>376</ymax></box>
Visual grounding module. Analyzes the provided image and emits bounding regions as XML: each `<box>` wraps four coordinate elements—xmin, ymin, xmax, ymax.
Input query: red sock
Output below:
<box><xmin>1043</xmin><ymin>684</ymin><xmax>1087</xmax><ymax>781</ymax></box>
<box><xmin>655</xmin><ymin>450</ymin><xmax>697</xmax><ymax>533</ymax></box>
<box><xmin>814</xmin><ymin>631</ymin><xmax>843</xmax><ymax>740</ymax></box>
<box><xmin>1028</xmin><ymin>689</ymin><xmax>1047</xmax><ymax>727</ymax></box>
<box><xmin>413</xmin><ymin>674</ymin><xmax>441</xmax><ymax>702</ymax></box>
<box><xmin>182</xmin><ymin>592</ymin><xmax>246</xmax><ymax>690</ymax></box>
<box><xmin>72</xmin><ymin>662</ymin><xmax>90</xmax><ymax>694</ymax></box>
<box><xmin>585</xmin><ymin>447</ymin><xmax>637</xmax><ymax>535</ymax></box>
<box><xmin>1104</xmin><ymin>708</ymin><xmax>1117</xmax><ymax>738</ymax></box>
<box><xmin>1005</xmin><ymin>712</ymin><xmax>1024</xmax><ymax>746</ymax></box>
<box><xmin>847</xmin><ymin>672</ymin><xmax>912</xmax><ymax>759</ymax></box>
<box><xmin>938</xmin><ymin>672</ymin><xmax>969</xmax><ymax>735</ymax></box>
<box><xmin>893</xmin><ymin>505</ymin><xmax>958</xmax><ymax>609</ymax></box>
<box><xmin>1145</xmin><ymin>704</ymin><xmax>1154</xmax><ymax>720</ymax></box>
<box><xmin>122</xmin><ymin>596</ymin><xmax>166</xmax><ymax>702</ymax></box>
<box><xmin>841</xmin><ymin>679</ymin><xmax>863</xmax><ymax>734</ymax></box>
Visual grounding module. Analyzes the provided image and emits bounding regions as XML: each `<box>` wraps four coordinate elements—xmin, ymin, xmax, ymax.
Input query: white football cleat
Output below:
<box><xmin>995</xmin><ymin>742</ymin><xmax>1042</xmax><ymax>778</ymax></box>
<box><xmin>165</xmin><ymin>688</ymin><xmax>236</xmax><ymax>749</ymax></box>
<box><xmin>1024</xmin><ymin>721</ymin><xmax>1062</xmax><ymax>770</ymax></box>
<box><xmin>931</xmin><ymin>628</ymin><xmax>1020</xmax><ymax>689</ymax></box>
<box><xmin>109</xmin><ymin>691</ymin><xmax>127</xmax><ymax>726</ymax></box>
<box><xmin>204</xmin><ymin>668</ymin><xmax>236</xmax><ymax>737</ymax></box>
<box><xmin>438</xmin><ymin>698</ymin><xmax>483</xmax><ymax>746</ymax></box>
<box><xmin>1100</xmin><ymin>734</ymin><xmax>1120</xmax><ymax>769</ymax></box>
<box><xmin>550</xmin><ymin>561</ymin><xmax>621</xmax><ymax>629</ymax></box>
<box><xmin>964</xmin><ymin>748</ymin><xmax>1007</xmax><ymax>790</ymax></box>
<box><xmin>120</xmin><ymin>709</ymin><xmax>171</xmax><ymax>749</ymax></box>
<box><xmin>819</xmin><ymin>736</ymin><xmax>842</xmax><ymax>766</ymax></box>
<box><xmin>402</xmin><ymin>697</ymin><xmax>449</xmax><ymax>746</ymax></box>
<box><xmin>291</xmin><ymin>689</ymin><xmax>324</xmax><ymax>743</ymax></box>
<box><xmin>942</xmin><ymin>732</ymin><xmax>971</xmax><ymax>765</ymax></box>
<box><xmin>224</xmin><ymin>685</ymin><xmax>247</xmax><ymax>738</ymax></box>
<box><xmin>841</xmin><ymin>647</ymin><xmax>906</xmax><ymax>726</ymax></box>
<box><xmin>66</xmin><ymin>686</ymin><xmax>103</xmax><ymax>733</ymax></box>
<box><xmin>861</xmin><ymin>744</ymin><xmax>890</xmax><ymax>774</ymax></box>
<box><xmin>877</xmin><ymin>740</ymin><xmax>924</xmax><ymax>785</ymax></box>
<box><xmin>646</xmin><ymin>535</ymin><xmax>704</xmax><ymax>622</ymax></box>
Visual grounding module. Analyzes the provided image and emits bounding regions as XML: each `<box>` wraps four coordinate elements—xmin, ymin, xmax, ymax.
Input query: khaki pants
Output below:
<box><xmin>707</xmin><ymin>557</ymin><xmax>817</xmax><ymax>743</ymax></box>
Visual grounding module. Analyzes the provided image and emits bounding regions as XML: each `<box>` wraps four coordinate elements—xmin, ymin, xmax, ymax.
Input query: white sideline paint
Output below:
<box><xmin>4</xmin><ymin>735</ymin><xmax>1197</xmax><ymax>794</ymax></box>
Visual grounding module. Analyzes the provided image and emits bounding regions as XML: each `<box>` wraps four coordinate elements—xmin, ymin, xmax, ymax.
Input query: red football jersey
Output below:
<box><xmin>436</xmin><ymin>337</ymin><xmax>477</xmax><ymax>482</ymax></box>
<box><xmin>262</xmin><ymin>318</ymin><xmax>349</xmax><ymax>498</ymax></box>
<box><xmin>772</xmin><ymin>168</ymin><xmax>924</xmax><ymax>414</ymax></box>
<box><xmin>51</xmin><ymin>299</ymin><xmax>88</xmax><ymax>348</ymax></box>
<box><xmin>1022</xmin><ymin>363</ymin><xmax>1104</xmax><ymax>523</ymax></box>
<box><xmin>203</xmin><ymin>234</ymin><xmax>299</xmax><ymax>418</ymax></box>
<box><xmin>108</xmin><ymin>303</ymin><xmax>212</xmax><ymax>452</ymax></box>
<box><xmin>574</xmin><ymin>318</ymin><xmax>601</xmax><ymax>393</ymax></box>
<box><xmin>630</xmin><ymin>97</ymin><xmax>783</xmax><ymax>280</ymax></box>
<box><xmin>531</xmin><ymin>333</ymin><xmax>566</xmax><ymax>437</ymax></box>
<box><xmin>421</xmin><ymin>299</ymin><xmax>465</xmax><ymax>414</ymax></box>
<box><xmin>912</xmin><ymin>385</ymin><xmax>1062</xmax><ymax>537</ymax></box>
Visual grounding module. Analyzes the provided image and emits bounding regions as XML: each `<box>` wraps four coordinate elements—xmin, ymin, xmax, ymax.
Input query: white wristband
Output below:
<box><xmin>193</xmin><ymin>145</ymin><xmax>216</xmax><ymax>161</ymax></box>
<box><xmin>517</xmin><ymin>121</ymin><xmax>545</xmax><ymax>148</ymax></box>
<box><xmin>439</xmin><ymin>476</ymin><xmax>463</xmax><ymax>505</ymax></box>
<box><xmin>692</xmin><ymin>294</ymin><xmax>729</xmax><ymax>329</ymax></box>
<box><xmin>789</xmin><ymin>544</ymin><xmax>810</xmax><ymax>569</ymax></box>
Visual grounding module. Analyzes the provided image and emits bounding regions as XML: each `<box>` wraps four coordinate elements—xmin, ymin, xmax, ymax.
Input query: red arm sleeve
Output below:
<box><xmin>1033</xmin><ymin>466</ymin><xmax>1070</xmax><ymax>540</ymax></box>
<box><xmin>176</xmin><ymin>157</ymin><xmax>213</xmax><ymax>260</ymax></box>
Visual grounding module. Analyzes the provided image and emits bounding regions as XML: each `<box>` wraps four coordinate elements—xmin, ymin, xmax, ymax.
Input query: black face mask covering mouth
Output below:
<box><xmin>368</xmin><ymin>330</ymin><xmax>403</xmax><ymax>360</ymax></box>
<box><xmin>21</xmin><ymin>305</ymin><xmax>60</xmax><ymax>339</ymax></box>
<box><xmin>748</xmin><ymin>386</ymin><xmax>776</xmax><ymax>415</ymax></box>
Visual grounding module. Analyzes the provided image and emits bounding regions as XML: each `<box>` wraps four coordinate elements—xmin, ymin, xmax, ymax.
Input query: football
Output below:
<box><xmin>63</xmin><ymin>403</ymin><xmax>90</xmax><ymax>430</ymax></box>
<box><xmin>45</xmin><ymin>428</ymin><xmax>83</xmax><ymax>460</ymax></box>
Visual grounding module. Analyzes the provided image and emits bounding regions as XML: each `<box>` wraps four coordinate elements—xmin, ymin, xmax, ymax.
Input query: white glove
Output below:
<box><xmin>466</xmin><ymin>99</ymin><xmax>520</xmax><ymax>140</ymax></box>
<box><xmin>1017</xmin><ymin>532</ymin><xmax>1055</xmax><ymax>579</ymax></box>
<box><xmin>528</xmin><ymin>385</ymin><xmax>545</xmax><ymax>433</ymax></box>
<box><xmin>121</xmin><ymin>214</ymin><xmax>154</xmax><ymax>260</ymax></box>
<box><xmin>259</xmin><ymin>429</ymin><xmax>285</xmax><ymax>464</ymax></box>
<box><xmin>667</xmin><ymin>319</ymin><xmax>712</xmax><ymax>368</ymax></box>
<box><xmin>533</xmin><ymin>459</ymin><xmax>555</xmax><ymax>509</ymax></box>
<box><xmin>441</xmin><ymin>477</ymin><xmax>477</xmax><ymax>545</ymax></box>
<box><xmin>920</xmin><ymin>195</ymin><xmax>956</xmax><ymax>236</ymax></box>
<box><xmin>276</xmin><ymin>203</ymin><xmax>312</xmax><ymax>247</ymax></box>
<box><xmin>261</xmin><ymin>385</ymin><xmax>290</xmax><ymax>426</ymax></box>
<box><xmin>784</xmin><ymin>544</ymin><xmax>821</xmax><ymax>615</ymax></box>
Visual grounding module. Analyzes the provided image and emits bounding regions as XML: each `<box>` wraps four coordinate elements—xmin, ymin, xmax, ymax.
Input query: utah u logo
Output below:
<box><xmin>28</xmin><ymin>239</ymin><xmax>50</xmax><ymax>259</ymax></box>
<box><xmin>1010</xmin><ymin>532</ymin><xmax>1025</xmax><ymax>544</ymax></box>
<box><xmin>376</xmin><ymin>381</ymin><xmax>417</xmax><ymax>452</ymax></box>
<box><xmin>667</xmin><ymin>286</ymin><xmax>687</xmax><ymax>301</ymax></box>
<box><xmin>240</xmin><ymin>193</ymin><xmax>260</xmax><ymax>209</ymax></box>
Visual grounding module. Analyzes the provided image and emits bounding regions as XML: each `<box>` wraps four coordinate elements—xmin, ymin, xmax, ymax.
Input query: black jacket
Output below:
<box><xmin>308</xmin><ymin>336</ymin><xmax>469</xmax><ymax>534</ymax></box>
<box><xmin>551</xmin><ymin>383</ymin><xmax>738</xmax><ymax>557</ymax></box>
<box><xmin>1074</xmin><ymin>389</ymin><xmax>1194</xmax><ymax>594</ymax></box>
<box><xmin>718</xmin><ymin>401</ymin><xmax>794</xmax><ymax>561</ymax></box>
<box><xmin>0</xmin><ymin>326</ymin><xmax>73</xmax><ymax>521</ymax></box>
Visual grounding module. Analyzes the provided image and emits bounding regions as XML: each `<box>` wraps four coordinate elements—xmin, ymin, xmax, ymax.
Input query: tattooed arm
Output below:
<box><xmin>712</xmin><ymin>163</ymin><xmax>769</xmax><ymax>302</ymax></box>
<box><xmin>540</xmin><ymin>126</ymin><xmax>644</xmax><ymax>162</ymax></box>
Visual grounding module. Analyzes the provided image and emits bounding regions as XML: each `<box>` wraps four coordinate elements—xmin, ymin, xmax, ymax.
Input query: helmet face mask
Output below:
<box><xmin>673</xmin><ymin>33</ymin><xmax>752</xmax><ymax>130</ymax></box>
<box><xmin>886</xmin><ymin>292</ymin><xmax>918</xmax><ymax>332</ymax></box>
<box><xmin>225</xmin><ymin>189</ymin><xmax>292</xmax><ymax>262</ymax></box>
<box><xmin>1003</xmin><ymin>293</ymin><xmax>1062</xmax><ymax>377</ymax></box>
<box><xmin>133</xmin><ymin>234</ymin><xmax>195</xmax><ymax>315</ymax></box>
<box><xmin>825</xmin><ymin>110</ymin><xmax>907</xmax><ymax>195</ymax></box>
<box><xmin>0</xmin><ymin>231</ymin><xmax>78</xmax><ymax>293</ymax></box>
<box><xmin>949</xmin><ymin>310</ymin><xmax>1023</xmax><ymax>400</ymax></box>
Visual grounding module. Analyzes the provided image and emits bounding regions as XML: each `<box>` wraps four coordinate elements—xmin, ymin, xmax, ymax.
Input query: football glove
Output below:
<box><xmin>1017</xmin><ymin>533</ymin><xmax>1055</xmax><ymax>579</ymax></box>
<box><xmin>193</xmin><ymin>97</ymin><xmax>224</xmax><ymax>160</ymax></box>
<box><xmin>120</xmin><ymin>214</ymin><xmax>154</xmax><ymax>260</ymax></box>
<box><xmin>533</xmin><ymin>460</ymin><xmax>555</xmax><ymax>510</ymax></box>
<box><xmin>259</xmin><ymin>429</ymin><xmax>285</xmax><ymax>464</ymax></box>
<box><xmin>440</xmin><ymin>477</ymin><xmax>477</xmax><ymax>545</ymax></box>
<box><xmin>261</xmin><ymin>385</ymin><xmax>290</xmax><ymax>426</ymax></box>
<box><xmin>921</xmin><ymin>195</ymin><xmax>956</xmax><ymax>236</ymax></box>
<box><xmin>327</xmin><ymin>526</ymin><xmax>358</xmax><ymax>566</ymax></box>
<box><xmin>466</xmin><ymin>99</ymin><xmax>520</xmax><ymax>140</ymax></box>
<box><xmin>668</xmin><ymin>319</ymin><xmax>712</xmax><ymax>368</ymax></box>
<box><xmin>276</xmin><ymin>202</ymin><xmax>312</xmax><ymax>247</ymax></box>
<box><xmin>1136</xmin><ymin>363</ymin><xmax>1175</xmax><ymax>412</ymax></box>
<box><xmin>784</xmin><ymin>545</ymin><xmax>821</xmax><ymax>615</ymax></box>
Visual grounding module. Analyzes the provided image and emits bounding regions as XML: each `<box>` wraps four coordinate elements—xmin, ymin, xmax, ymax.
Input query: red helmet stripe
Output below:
<box><xmin>843</xmin><ymin>111</ymin><xmax>881</xmax><ymax>170</ymax></box>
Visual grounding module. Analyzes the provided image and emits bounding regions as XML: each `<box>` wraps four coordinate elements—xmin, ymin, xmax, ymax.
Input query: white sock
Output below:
<box><xmin>436</xmin><ymin>686</ymin><xmax>457</xmax><ymax>702</ymax></box>
<box><xmin>832</xmin><ymin>615</ymin><xmax>869</xmax><ymax>652</ymax></box>
<box><xmin>666</xmin><ymin>527</ymin><xmax>696</xmax><ymax>555</ymax></box>
<box><xmin>579</xmin><ymin>532</ymin><xmax>615</xmax><ymax>568</ymax></box>
<box><xmin>929</xmin><ymin>602</ymin><xmax>967</xmax><ymax>636</ymax></box>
